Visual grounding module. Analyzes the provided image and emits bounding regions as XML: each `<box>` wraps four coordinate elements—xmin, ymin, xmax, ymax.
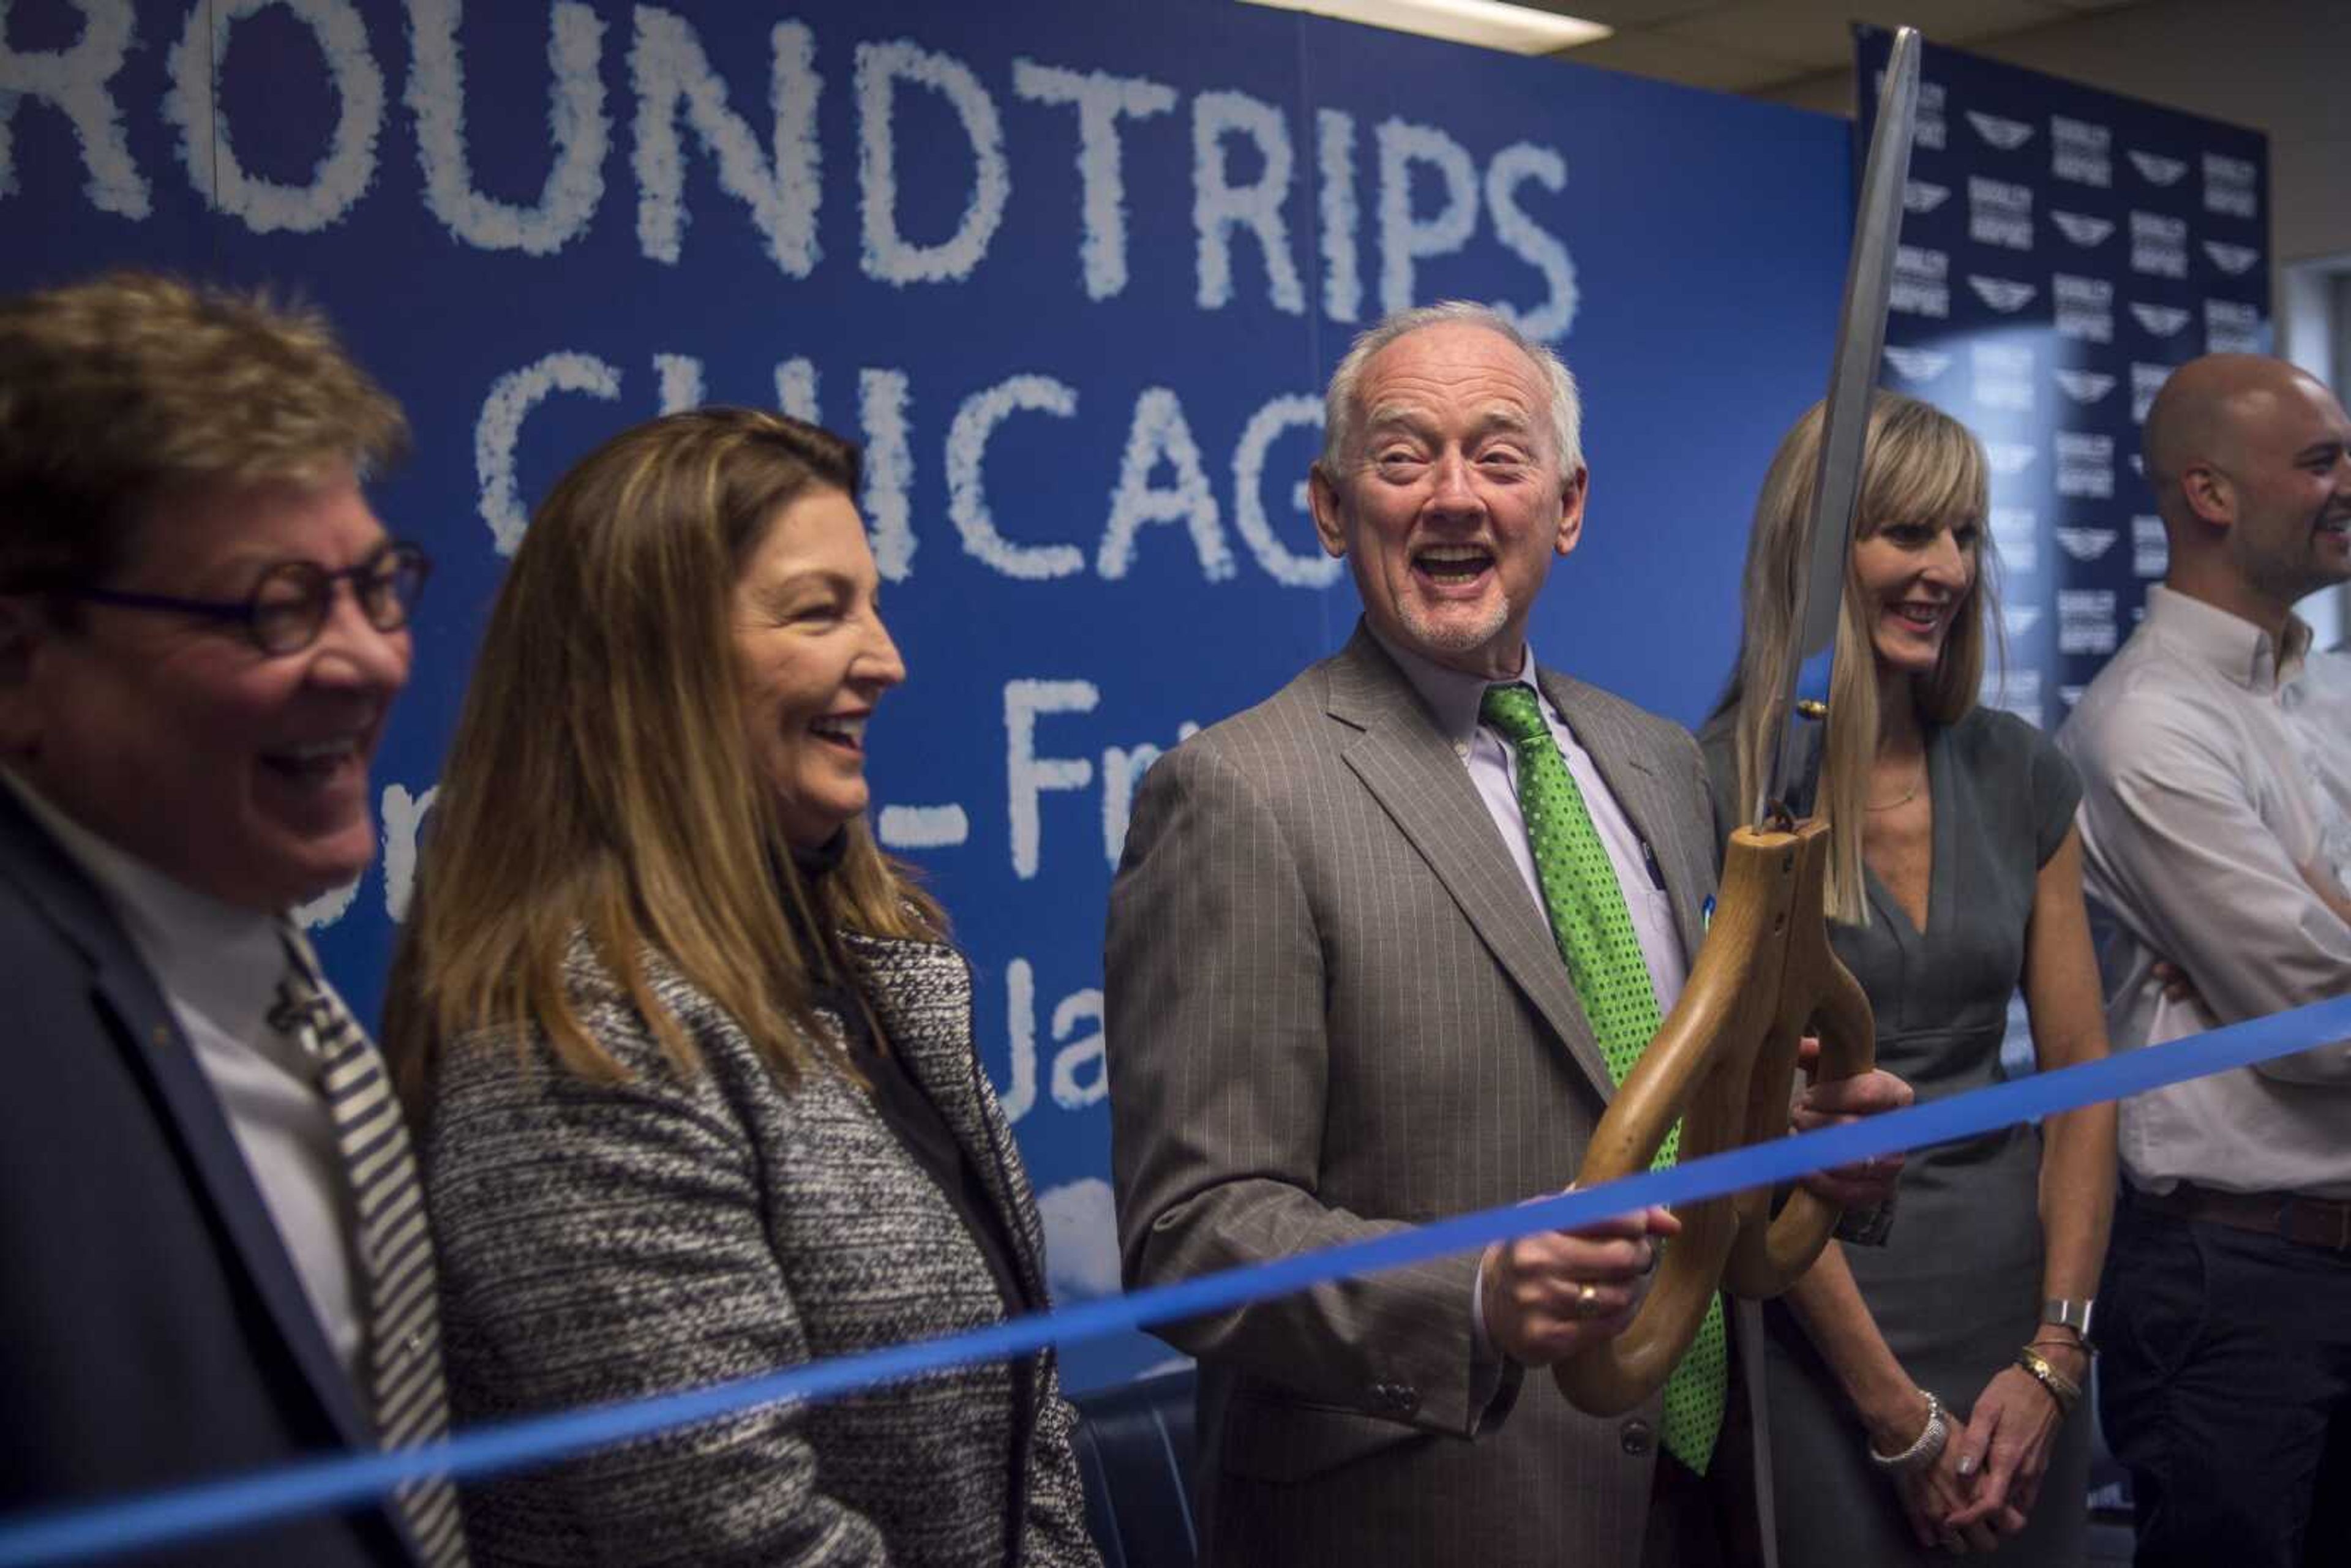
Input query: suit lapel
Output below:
<box><xmin>843</xmin><ymin>934</ymin><xmax>1051</xmax><ymax>1310</ymax></box>
<box><xmin>1325</xmin><ymin>634</ymin><xmax>1618</xmax><ymax>1101</ymax></box>
<box><xmin>0</xmin><ymin>793</ymin><xmax>380</xmax><ymax>1458</ymax></box>
<box><xmin>1539</xmin><ymin>670</ymin><xmax>1712</xmax><ymax>966</ymax></box>
<box><xmin>840</xmin><ymin>932</ymin><xmax>1047</xmax><ymax>1550</ymax></box>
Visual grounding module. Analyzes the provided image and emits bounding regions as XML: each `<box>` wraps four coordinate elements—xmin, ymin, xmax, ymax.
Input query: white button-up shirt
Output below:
<box><xmin>2057</xmin><ymin>585</ymin><xmax>2351</xmax><ymax>1198</ymax></box>
<box><xmin>1368</xmin><ymin>629</ymin><xmax>1692</xmax><ymax>1023</ymax></box>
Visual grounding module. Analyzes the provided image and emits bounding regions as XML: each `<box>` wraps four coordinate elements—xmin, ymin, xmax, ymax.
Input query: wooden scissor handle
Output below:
<box><xmin>1552</xmin><ymin>818</ymin><xmax>1876</xmax><ymax>1417</ymax></box>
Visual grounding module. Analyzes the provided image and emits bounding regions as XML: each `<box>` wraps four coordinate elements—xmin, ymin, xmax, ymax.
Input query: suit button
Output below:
<box><xmin>1620</xmin><ymin>1419</ymin><xmax>1654</xmax><ymax>1457</ymax></box>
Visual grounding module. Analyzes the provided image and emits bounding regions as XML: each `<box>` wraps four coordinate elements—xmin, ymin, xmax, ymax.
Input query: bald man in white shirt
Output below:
<box><xmin>2057</xmin><ymin>352</ymin><xmax>2351</xmax><ymax>1568</ymax></box>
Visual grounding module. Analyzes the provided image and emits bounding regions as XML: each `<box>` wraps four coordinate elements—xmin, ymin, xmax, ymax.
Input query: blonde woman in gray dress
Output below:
<box><xmin>1702</xmin><ymin>392</ymin><xmax>2117</xmax><ymax>1561</ymax></box>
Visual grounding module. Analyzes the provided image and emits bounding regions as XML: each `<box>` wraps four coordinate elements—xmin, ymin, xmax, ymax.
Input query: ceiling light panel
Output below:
<box><xmin>1239</xmin><ymin>0</ymin><xmax>1614</xmax><ymax>55</ymax></box>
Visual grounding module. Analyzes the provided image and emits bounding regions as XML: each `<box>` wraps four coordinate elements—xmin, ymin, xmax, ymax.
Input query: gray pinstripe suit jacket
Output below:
<box><xmin>1105</xmin><ymin>623</ymin><xmax>1775</xmax><ymax>1567</ymax></box>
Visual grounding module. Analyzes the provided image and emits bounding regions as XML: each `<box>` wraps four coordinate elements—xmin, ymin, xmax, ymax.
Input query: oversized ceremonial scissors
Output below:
<box><xmin>1553</xmin><ymin>27</ymin><xmax>1922</xmax><ymax>1418</ymax></box>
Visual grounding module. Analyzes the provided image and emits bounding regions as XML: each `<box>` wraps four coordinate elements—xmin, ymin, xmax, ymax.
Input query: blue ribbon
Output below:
<box><xmin>5</xmin><ymin>993</ymin><xmax>2346</xmax><ymax>1567</ymax></box>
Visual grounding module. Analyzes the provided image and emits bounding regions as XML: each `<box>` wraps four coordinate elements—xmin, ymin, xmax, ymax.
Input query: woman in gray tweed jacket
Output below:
<box><xmin>384</xmin><ymin>408</ymin><xmax>1101</xmax><ymax>1568</ymax></box>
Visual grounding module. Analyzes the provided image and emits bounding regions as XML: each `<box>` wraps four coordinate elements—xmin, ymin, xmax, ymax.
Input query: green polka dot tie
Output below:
<box><xmin>1480</xmin><ymin>683</ymin><xmax>1726</xmax><ymax>1475</ymax></box>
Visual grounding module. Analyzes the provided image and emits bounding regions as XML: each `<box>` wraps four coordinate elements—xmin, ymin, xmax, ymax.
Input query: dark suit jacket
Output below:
<box><xmin>1105</xmin><ymin>626</ymin><xmax>1776</xmax><ymax>1568</ymax></box>
<box><xmin>0</xmin><ymin>786</ymin><xmax>418</xmax><ymax>1566</ymax></box>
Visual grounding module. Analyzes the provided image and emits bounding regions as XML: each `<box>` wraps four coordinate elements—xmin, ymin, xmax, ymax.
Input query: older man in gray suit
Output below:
<box><xmin>1106</xmin><ymin>304</ymin><xmax>1907</xmax><ymax>1567</ymax></box>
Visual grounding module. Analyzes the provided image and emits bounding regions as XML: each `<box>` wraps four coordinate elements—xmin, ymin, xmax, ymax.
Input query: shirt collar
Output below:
<box><xmin>0</xmin><ymin>769</ymin><xmax>287</xmax><ymax>1027</ymax></box>
<box><xmin>2144</xmin><ymin>584</ymin><xmax>2312</xmax><ymax>692</ymax></box>
<box><xmin>1365</xmin><ymin>623</ymin><xmax>1543</xmax><ymax>744</ymax></box>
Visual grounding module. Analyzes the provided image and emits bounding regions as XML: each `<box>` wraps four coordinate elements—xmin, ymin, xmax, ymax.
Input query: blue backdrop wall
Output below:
<box><xmin>1</xmin><ymin>0</ymin><xmax>1856</xmax><ymax>1388</ymax></box>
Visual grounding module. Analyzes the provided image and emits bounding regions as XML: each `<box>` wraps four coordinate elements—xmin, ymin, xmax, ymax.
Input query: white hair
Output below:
<box><xmin>1318</xmin><ymin>301</ymin><xmax>1582</xmax><ymax>476</ymax></box>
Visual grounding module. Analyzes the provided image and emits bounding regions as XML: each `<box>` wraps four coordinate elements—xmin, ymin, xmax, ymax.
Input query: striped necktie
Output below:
<box><xmin>1479</xmin><ymin>683</ymin><xmax>1727</xmax><ymax>1475</ymax></box>
<box><xmin>273</xmin><ymin>929</ymin><xmax>469</xmax><ymax>1566</ymax></box>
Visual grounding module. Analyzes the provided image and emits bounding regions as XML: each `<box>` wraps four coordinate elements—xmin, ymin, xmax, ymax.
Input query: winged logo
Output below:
<box><xmin>2129</xmin><ymin>302</ymin><xmax>2192</xmax><ymax>337</ymax></box>
<box><xmin>2049</xmin><ymin>211</ymin><xmax>2115</xmax><ymax>246</ymax></box>
<box><xmin>2053</xmin><ymin>370</ymin><xmax>2117</xmax><ymax>403</ymax></box>
<box><xmin>1967</xmin><ymin>111</ymin><xmax>2034</xmax><ymax>151</ymax></box>
<box><xmin>1968</xmin><ymin>276</ymin><xmax>2039</xmax><ymax>313</ymax></box>
<box><xmin>1883</xmin><ymin>345</ymin><xmax>1953</xmax><ymax>380</ymax></box>
<box><xmin>1905</xmin><ymin>180</ymin><xmax>1951</xmax><ymax>214</ymax></box>
<box><xmin>2128</xmin><ymin>150</ymin><xmax>2188</xmax><ymax>186</ymax></box>
<box><xmin>2056</xmin><ymin>527</ymin><xmax>2119</xmax><ymax>561</ymax></box>
<box><xmin>2203</xmin><ymin>241</ymin><xmax>2260</xmax><ymax>275</ymax></box>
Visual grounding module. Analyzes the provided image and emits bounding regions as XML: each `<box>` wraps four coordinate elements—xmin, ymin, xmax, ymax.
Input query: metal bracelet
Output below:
<box><xmin>2028</xmin><ymin>1330</ymin><xmax>2096</xmax><ymax>1359</ymax></box>
<box><xmin>1867</xmin><ymin>1389</ymin><xmax>1948</xmax><ymax>1472</ymax></box>
<box><xmin>2014</xmin><ymin>1346</ymin><xmax>2082</xmax><ymax>1416</ymax></box>
<box><xmin>2041</xmin><ymin>1296</ymin><xmax>2095</xmax><ymax>1344</ymax></box>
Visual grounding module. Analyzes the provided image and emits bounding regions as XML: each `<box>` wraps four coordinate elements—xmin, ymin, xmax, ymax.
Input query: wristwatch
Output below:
<box><xmin>2040</xmin><ymin>1297</ymin><xmax>2096</xmax><ymax>1342</ymax></box>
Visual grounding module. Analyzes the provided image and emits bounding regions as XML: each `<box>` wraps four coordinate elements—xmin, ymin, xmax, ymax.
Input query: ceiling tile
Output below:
<box><xmin>1661</xmin><ymin>0</ymin><xmax>2068</xmax><ymax>70</ymax></box>
<box><xmin>1883</xmin><ymin>0</ymin><xmax>2093</xmax><ymax>41</ymax></box>
<box><xmin>1528</xmin><ymin>0</ymin><xmax>2165</xmax><ymax>99</ymax></box>
<box><xmin>1656</xmin><ymin>0</ymin><xmax>1865</xmax><ymax>68</ymax></box>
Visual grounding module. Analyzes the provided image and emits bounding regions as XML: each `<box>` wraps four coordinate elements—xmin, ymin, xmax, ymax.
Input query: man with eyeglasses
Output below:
<box><xmin>0</xmin><ymin>272</ymin><xmax>466</xmax><ymax>1566</ymax></box>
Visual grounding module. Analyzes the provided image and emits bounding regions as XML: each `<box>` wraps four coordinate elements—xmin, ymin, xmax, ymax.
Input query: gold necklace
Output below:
<box><xmin>1867</xmin><ymin>763</ymin><xmax>1925</xmax><ymax>812</ymax></box>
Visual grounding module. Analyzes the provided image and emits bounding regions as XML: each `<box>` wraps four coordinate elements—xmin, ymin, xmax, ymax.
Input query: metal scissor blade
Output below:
<box><xmin>1758</xmin><ymin>26</ymin><xmax>1922</xmax><ymax>826</ymax></box>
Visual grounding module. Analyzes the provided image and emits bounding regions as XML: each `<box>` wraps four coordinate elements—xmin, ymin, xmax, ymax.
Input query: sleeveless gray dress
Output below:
<box><xmin>1700</xmin><ymin>705</ymin><xmax>2090</xmax><ymax>1567</ymax></box>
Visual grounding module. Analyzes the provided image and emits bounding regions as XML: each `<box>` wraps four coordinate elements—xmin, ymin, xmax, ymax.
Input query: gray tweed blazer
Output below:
<box><xmin>1105</xmin><ymin>624</ymin><xmax>1775</xmax><ymax>1568</ymax></box>
<box><xmin>421</xmin><ymin>931</ymin><xmax>1100</xmax><ymax>1568</ymax></box>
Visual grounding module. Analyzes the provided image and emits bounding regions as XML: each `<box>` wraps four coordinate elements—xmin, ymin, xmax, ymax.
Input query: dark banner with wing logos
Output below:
<box><xmin>1857</xmin><ymin>24</ymin><xmax>2271</xmax><ymax>729</ymax></box>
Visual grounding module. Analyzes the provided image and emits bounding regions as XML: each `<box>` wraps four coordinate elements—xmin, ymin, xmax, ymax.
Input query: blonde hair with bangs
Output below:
<box><xmin>384</xmin><ymin>408</ymin><xmax>942</xmax><ymax>1103</ymax></box>
<box><xmin>1714</xmin><ymin>392</ymin><xmax>1997</xmax><ymax>924</ymax></box>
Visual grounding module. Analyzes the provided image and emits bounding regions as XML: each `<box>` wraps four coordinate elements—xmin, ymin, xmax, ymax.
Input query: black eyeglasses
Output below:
<box><xmin>65</xmin><ymin>540</ymin><xmax>433</xmax><ymax>656</ymax></box>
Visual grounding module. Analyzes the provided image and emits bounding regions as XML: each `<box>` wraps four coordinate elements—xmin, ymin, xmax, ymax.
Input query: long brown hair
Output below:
<box><xmin>1713</xmin><ymin>392</ymin><xmax>1997</xmax><ymax>923</ymax></box>
<box><xmin>384</xmin><ymin>408</ymin><xmax>942</xmax><ymax>1101</ymax></box>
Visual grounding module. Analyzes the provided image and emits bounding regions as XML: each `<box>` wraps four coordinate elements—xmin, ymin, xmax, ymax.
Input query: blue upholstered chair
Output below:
<box><xmin>1070</xmin><ymin>1367</ymin><xmax>1198</xmax><ymax>1568</ymax></box>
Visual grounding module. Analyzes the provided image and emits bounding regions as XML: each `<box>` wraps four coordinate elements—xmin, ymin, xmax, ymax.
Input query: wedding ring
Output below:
<box><xmin>1573</xmin><ymin>1283</ymin><xmax>1602</xmax><ymax>1319</ymax></box>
